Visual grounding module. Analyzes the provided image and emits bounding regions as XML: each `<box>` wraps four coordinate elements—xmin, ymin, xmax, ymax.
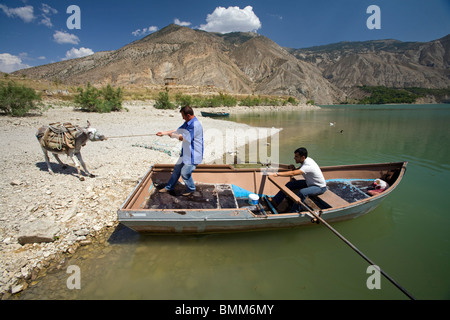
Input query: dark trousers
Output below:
<box><xmin>272</xmin><ymin>179</ymin><xmax>327</xmax><ymax>212</ymax></box>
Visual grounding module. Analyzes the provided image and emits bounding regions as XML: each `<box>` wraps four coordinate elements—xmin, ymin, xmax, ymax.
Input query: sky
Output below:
<box><xmin>1</xmin><ymin>0</ymin><xmax>449</xmax><ymax>73</ymax></box>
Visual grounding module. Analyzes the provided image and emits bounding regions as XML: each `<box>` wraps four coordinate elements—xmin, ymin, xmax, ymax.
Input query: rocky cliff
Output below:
<box><xmin>290</xmin><ymin>35</ymin><xmax>450</xmax><ymax>96</ymax></box>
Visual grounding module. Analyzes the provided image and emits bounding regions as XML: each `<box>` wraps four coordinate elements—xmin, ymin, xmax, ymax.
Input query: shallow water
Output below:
<box><xmin>19</xmin><ymin>104</ymin><xmax>450</xmax><ymax>300</ymax></box>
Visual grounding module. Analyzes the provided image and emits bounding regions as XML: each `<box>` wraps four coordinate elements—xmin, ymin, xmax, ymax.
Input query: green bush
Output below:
<box><xmin>74</xmin><ymin>83</ymin><xmax>123</xmax><ymax>113</ymax></box>
<box><xmin>74</xmin><ymin>83</ymin><xmax>100</xmax><ymax>111</ymax></box>
<box><xmin>0</xmin><ymin>81</ymin><xmax>42</xmax><ymax>116</ymax></box>
<box><xmin>216</xmin><ymin>92</ymin><xmax>237</xmax><ymax>107</ymax></box>
<box><xmin>238</xmin><ymin>95</ymin><xmax>289</xmax><ymax>107</ymax></box>
<box><xmin>287</xmin><ymin>96</ymin><xmax>298</xmax><ymax>105</ymax></box>
<box><xmin>100</xmin><ymin>84</ymin><xmax>123</xmax><ymax>112</ymax></box>
<box><xmin>238</xmin><ymin>95</ymin><xmax>261</xmax><ymax>107</ymax></box>
<box><xmin>197</xmin><ymin>93</ymin><xmax>236</xmax><ymax>108</ymax></box>
<box><xmin>174</xmin><ymin>92</ymin><xmax>237</xmax><ymax>108</ymax></box>
<box><xmin>156</xmin><ymin>91</ymin><xmax>301</xmax><ymax>109</ymax></box>
<box><xmin>154</xmin><ymin>88</ymin><xmax>175</xmax><ymax>109</ymax></box>
<box><xmin>358</xmin><ymin>86</ymin><xmax>417</xmax><ymax>104</ymax></box>
<box><xmin>175</xmin><ymin>93</ymin><xmax>192</xmax><ymax>108</ymax></box>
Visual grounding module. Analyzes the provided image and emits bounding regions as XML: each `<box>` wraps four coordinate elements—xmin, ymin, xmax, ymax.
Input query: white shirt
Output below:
<box><xmin>299</xmin><ymin>157</ymin><xmax>327</xmax><ymax>188</ymax></box>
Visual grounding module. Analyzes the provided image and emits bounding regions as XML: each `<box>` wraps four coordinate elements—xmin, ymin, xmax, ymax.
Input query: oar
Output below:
<box><xmin>267</xmin><ymin>175</ymin><xmax>416</xmax><ymax>300</ymax></box>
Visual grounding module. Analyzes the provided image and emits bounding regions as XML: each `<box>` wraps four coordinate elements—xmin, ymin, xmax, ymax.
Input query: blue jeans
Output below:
<box><xmin>165</xmin><ymin>162</ymin><xmax>197</xmax><ymax>192</ymax></box>
<box><xmin>272</xmin><ymin>179</ymin><xmax>327</xmax><ymax>212</ymax></box>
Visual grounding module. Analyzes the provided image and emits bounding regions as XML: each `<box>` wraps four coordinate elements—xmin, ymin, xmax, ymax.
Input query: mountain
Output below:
<box><xmin>289</xmin><ymin>35</ymin><xmax>450</xmax><ymax>97</ymax></box>
<box><xmin>227</xmin><ymin>34</ymin><xmax>344</xmax><ymax>103</ymax></box>
<box><xmin>11</xmin><ymin>24</ymin><xmax>344</xmax><ymax>104</ymax></box>
<box><xmin>12</xmin><ymin>24</ymin><xmax>450</xmax><ymax>104</ymax></box>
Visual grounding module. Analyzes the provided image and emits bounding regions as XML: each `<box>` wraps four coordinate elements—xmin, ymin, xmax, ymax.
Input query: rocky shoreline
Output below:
<box><xmin>0</xmin><ymin>101</ymin><xmax>318</xmax><ymax>298</ymax></box>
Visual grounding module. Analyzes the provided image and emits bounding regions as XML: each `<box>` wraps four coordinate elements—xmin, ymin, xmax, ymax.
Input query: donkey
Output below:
<box><xmin>36</xmin><ymin>121</ymin><xmax>106</xmax><ymax>180</ymax></box>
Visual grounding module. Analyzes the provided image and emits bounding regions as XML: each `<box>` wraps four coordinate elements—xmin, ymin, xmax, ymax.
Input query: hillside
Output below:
<box><xmin>290</xmin><ymin>35</ymin><xmax>450</xmax><ymax>96</ymax></box>
<box><xmin>10</xmin><ymin>25</ymin><xmax>343</xmax><ymax>104</ymax></box>
<box><xmin>11</xmin><ymin>25</ymin><xmax>449</xmax><ymax>104</ymax></box>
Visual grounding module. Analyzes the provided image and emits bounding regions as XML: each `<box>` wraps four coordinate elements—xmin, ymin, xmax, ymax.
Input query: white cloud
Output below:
<box><xmin>0</xmin><ymin>3</ymin><xmax>57</xmax><ymax>27</ymax></box>
<box><xmin>39</xmin><ymin>3</ymin><xmax>58</xmax><ymax>28</ymax></box>
<box><xmin>40</xmin><ymin>15</ymin><xmax>53</xmax><ymax>27</ymax></box>
<box><xmin>132</xmin><ymin>26</ymin><xmax>158</xmax><ymax>37</ymax></box>
<box><xmin>0</xmin><ymin>4</ymin><xmax>35</xmax><ymax>23</ymax></box>
<box><xmin>0</xmin><ymin>53</ymin><xmax>31</xmax><ymax>73</ymax></box>
<box><xmin>41</xmin><ymin>3</ymin><xmax>58</xmax><ymax>15</ymax></box>
<box><xmin>63</xmin><ymin>47</ymin><xmax>94</xmax><ymax>60</ymax></box>
<box><xmin>174</xmin><ymin>18</ymin><xmax>191</xmax><ymax>27</ymax></box>
<box><xmin>269</xmin><ymin>14</ymin><xmax>283</xmax><ymax>20</ymax></box>
<box><xmin>53</xmin><ymin>30</ymin><xmax>80</xmax><ymax>45</ymax></box>
<box><xmin>199</xmin><ymin>6</ymin><xmax>261</xmax><ymax>34</ymax></box>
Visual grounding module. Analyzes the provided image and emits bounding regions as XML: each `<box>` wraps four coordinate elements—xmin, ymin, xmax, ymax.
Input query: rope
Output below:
<box><xmin>43</xmin><ymin>123</ymin><xmax>77</xmax><ymax>151</ymax></box>
<box><xmin>107</xmin><ymin>133</ymin><xmax>158</xmax><ymax>139</ymax></box>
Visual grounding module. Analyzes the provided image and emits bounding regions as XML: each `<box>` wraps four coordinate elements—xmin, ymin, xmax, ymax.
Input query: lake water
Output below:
<box><xmin>19</xmin><ymin>104</ymin><xmax>450</xmax><ymax>300</ymax></box>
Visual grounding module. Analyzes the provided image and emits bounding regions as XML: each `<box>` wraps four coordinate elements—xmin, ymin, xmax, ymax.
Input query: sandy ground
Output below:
<box><xmin>0</xmin><ymin>101</ymin><xmax>318</xmax><ymax>297</ymax></box>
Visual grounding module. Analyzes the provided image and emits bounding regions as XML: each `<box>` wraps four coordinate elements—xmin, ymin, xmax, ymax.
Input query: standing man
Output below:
<box><xmin>157</xmin><ymin>106</ymin><xmax>204</xmax><ymax>196</ymax></box>
<box><xmin>268</xmin><ymin>147</ymin><xmax>327</xmax><ymax>212</ymax></box>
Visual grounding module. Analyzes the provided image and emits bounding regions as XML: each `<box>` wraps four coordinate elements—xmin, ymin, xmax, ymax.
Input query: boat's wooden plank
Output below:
<box><xmin>303</xmin><ymin>198</ymin><xmax>321</xmax><ymax>211</ymax></box>
<box><xmin>268</xmin><ymin>176</ymin><xmax>349</xmax><ymax>209</ymax></box>
<box><xmin>125</xmin><ymin>167</ymin><xmax>154</xmax><ymax>209</ymax></box>
<box><xmin>267</xmin><ymin>176</ymin><xmax>316</xmax><ymax>218</ymax></box>
<box><xmin>316</xmin><ymin>190</ymin><xmax>349</xmax><ymax>208</ymax></box>
<box><xmin>267</xmin><ymin>176</ymin><xmax>301</xmax><ymax>205</ymax></box>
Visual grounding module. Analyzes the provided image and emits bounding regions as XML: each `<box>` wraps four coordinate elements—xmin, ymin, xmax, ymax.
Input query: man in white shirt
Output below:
<box><xmin>269</xmin><ymin>147</ymin><xmax>327</xmax><ymax>212</ymax></box>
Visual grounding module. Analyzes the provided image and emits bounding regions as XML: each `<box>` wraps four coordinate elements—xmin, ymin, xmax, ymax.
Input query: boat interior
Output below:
<box><xmin>122</xmin><ymin>163</ymin><xmax>405</xmax><ymax>215</ymax></box>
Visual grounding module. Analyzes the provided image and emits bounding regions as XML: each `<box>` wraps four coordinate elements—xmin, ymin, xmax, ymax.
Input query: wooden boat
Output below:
<box><xmin>200</xmin><ymin>111</ymin><xmax>230</xmax><ymax>118</ymax></box>
<box><xmin>117</xmin><ymin>162</ymin><xmax>407</xmax><ymax>234</ymax></box>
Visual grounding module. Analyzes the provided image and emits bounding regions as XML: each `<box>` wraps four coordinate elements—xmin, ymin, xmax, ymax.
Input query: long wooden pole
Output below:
<box><xmin>267</xmin><ymin>176</ymin><xmax>416</xmax><ymax>300</ymax></box>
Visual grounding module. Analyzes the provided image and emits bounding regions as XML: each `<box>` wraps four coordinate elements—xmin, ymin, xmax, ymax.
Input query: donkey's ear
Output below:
<box><xmin>87</xmin><ymin>120</ymin><xmax>91</xmax><ymax>128</ymax></box>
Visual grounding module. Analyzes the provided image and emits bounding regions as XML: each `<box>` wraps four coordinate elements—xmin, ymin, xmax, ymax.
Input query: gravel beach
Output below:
<box><xmin>0</xmin><ymin>101</ymin><xmax>318</xmax><ymax>297</ymax></box>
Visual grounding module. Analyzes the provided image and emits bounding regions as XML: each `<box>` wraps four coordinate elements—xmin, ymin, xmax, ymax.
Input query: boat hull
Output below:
<box><xmin>200</xmin><ymin>111</ymin><xmax>230</xmax><ymax>118</ymax></box>
<box><xmin>117</xmin><ymin>162</ymin><xmax>407</xmax><ymax>234</ymax></box>
<box><xmin>118</xmin><ymin>192</ymin><xmax>386</xmax><ymax>234</ymax></box>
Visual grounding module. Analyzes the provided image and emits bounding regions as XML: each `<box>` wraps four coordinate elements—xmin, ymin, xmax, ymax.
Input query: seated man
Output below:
<box><xmin>268</xmin><ymin>147</ymin><xmax>327</xmax><ymax>212</ymax></box>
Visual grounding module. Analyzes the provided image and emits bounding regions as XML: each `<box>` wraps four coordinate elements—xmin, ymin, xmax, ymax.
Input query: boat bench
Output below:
<box><xmin>267</xmin><ymin>176</ymin><xmax>349</xmax><ymax>211</ymax></box>
<box><xmin>313</xmin><ymin>190</ymin><xmax>349</xmax><ymax>208</ymax></box>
